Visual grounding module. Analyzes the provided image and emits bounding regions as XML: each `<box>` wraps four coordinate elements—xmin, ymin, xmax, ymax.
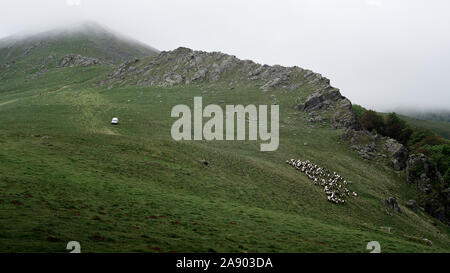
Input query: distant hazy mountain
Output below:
<box><xmin>0</xmin><ymin>21</ymin><xmax>159</xmax><ymax>66</ymax></box>
<box><xmin>392</xmin><ymin>109</ymin><xmax>450</xmax><ymax>123</ymax></box>
<box><xmin>397</xmin><ymin>114</ymin><xmax>450</xmax><ymax>139</ymax></box>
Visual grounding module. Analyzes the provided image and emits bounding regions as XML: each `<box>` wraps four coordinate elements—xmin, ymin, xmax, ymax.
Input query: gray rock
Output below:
<box><xmin>192</xmin><ymin>68</ymin><xmax>207</xmax><ymax>82</ymax></box>
<box><xmin>344</xmin><ymin>132</ymin><xmax>408</xmax><ymax>171</ymax></box>
<box><xmin>422</xmin><ymin>238</ymin><xmax>433</xmax><ymax>246</ymax></box>
<box><xmin>199</xmin><ymin>159</ymin><xmax>210</xmax><ymax>167</ymax></box>
<box><xmin>163</xmin><ymin>73</ymin><xmax>183</xmax><ymax>86</ymax></box>
<box><xmin>383</xmin><ymin>138</ymin><xmax>408</xmax><ymax>171</ymax></box>
<box><xmin>406</xmin><ymin>153</ymin><xmax>443</xmax><ymax>194</ymax></box>
<box><xmin>288</xmin><ymin>82</ymin><xmax>303</xmax><ymax>91</ymax></box>
<box><xmin>343</xmin><ymin>130</ymin><xmax>383</xmax><ymax>160</ymax></box>
<box><xmin>308</xmin><ymin>113</ymin><xmax>323</xmax><ymax>123</ymax></box>
<box><xmin>406</xmin><ymin>200</ymin><xmax>418</xmax><ymax>211</ymax></box>
<box><xmin>381</xmin><ymin>197</ymin><xmax>402</xmax><ymax>213</ymax></box>
<box><xmin>261</xmin><ymin>77</ymin><xmax>282</xmax><ymax>91</ymax></box>
<box><xmin>102</xmin><ymin>47</ymin><xmax>317</xmax><ymax>95</ymax></box>
<box><xmin>297</xmin><ymin>88</ymin><xmax>361</xmax><ymax>130</ymax></box>
<box><xmin>59</xmin><ymin>54</ymin><xmax>101</xmax><ymax>67</ymax></box>
<box><xmin>380</xmin><ymin>226</ymin><xmax>392</xmax><ymax>232</ymax></box>
<box><xmin>109</xmin><ymin>58</ymin><xmax>139</xmax><ymax>79</ymax></box>
<box><xmin>405</xmin><ymin>153</ymin><xmax>449</xmax><ymax>224</ymax></box>
<box><xmin>297</xmin><ymin>91</ymin><xmax>334</xmax><ymax>111</ymax></box>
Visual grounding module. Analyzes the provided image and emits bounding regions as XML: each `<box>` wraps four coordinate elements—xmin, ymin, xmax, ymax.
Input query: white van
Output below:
<box><xmin>111</xmin><ymin>117</ymin><xmax>119</xmax><ymax>125</ymax></box>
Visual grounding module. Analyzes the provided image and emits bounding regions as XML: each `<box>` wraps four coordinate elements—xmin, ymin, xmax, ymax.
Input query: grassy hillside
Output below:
<box><xmin>0</xmin><ymin>22</ymin><xmax>158</xmax><ymax>65</ymax></box>
<box><xmin>0</xmin><ymin>22</ymin><xmax>158</xmax><ymax>97</ymax></box>
<box><xmin>0</xmin><ymin>62</ymin><xmax>449</xmax><ymax>253</ymax></box>
<box><xmin>395</xmin><ymin>110</ymin><xmax>450</xmax><ymax>123</ymax></box>
<box><xmin>0</xmin><ymin>25</ymin><xmax>449</xmax><ymax>252</ymax></box>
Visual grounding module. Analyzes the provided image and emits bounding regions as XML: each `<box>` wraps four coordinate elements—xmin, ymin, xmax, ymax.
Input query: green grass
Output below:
<box><xmin>398</xmin><ymin>114</ymin><xmax>450</xmax><ymax>140</ymax></box>
<box><xmin>1</xmin><ymin>64</ymin><xmax>449</xmax><ymax>253</ymax></box>
<box><xmin>376</xmin><ymin>111</ymin><xmax>450</xmax><ymax>140</ymax></box>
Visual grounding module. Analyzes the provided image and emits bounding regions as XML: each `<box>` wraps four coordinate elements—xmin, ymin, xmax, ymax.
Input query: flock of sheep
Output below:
<box><xmin>286</xmin><ymin>159</ymin><xmax>358</xmax><ymax>204</ymax></box>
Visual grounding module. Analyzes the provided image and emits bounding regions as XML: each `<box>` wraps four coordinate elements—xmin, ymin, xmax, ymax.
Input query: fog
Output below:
<box><xmin>1</xmin><ymin>0</ymin><xmax>449</xmax><ymax>111</ymax></box>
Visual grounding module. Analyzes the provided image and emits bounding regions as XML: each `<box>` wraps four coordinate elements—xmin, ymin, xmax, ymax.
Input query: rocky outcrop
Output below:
<box><xmin>342</xmin><ymin>130</ymin><xmax>377</xmax><ymax>159</ymax></box>
<box><xmin>351</xmin><ymin>142</ymin><xmax>378</xmax><ymax>160</ymax></box>
<box><xmin>340</xmin><ymin>129</ymin><xmax>409</xmax><ymax>168</ymax></box>
<box><xmin>406</xmin><ymin>154</ymin><xmax>443</xmax><ymax>194</ymax></box>
<box><xmin>341</xmin><ymin>129</ymin><xmax>380</xmax><ymax>159</ymax></box>
<box><xmin>342</xmin><ymin>129</ymin><xmax>448</xmax><ymax>224</ymax></box>
<box><xmin>59</xmin><ymin>54</ymin><xmax>101</xmax><ymax>67</ymax></box>
<box><xmin>101</xmin><ymin>47</ymin><xmax>360</xmax><ymax>130</ymax></box>
<box><xmin>345</xmin><ymin>132</ymin><xmax>408</xmax><ymax>171</ymax></box>
<box><xmin>296</xmin><ymin>88</ymin><xmax>361</xmax><ymax>130</ymax></box>
<box><xmin>104</xmin><ymin>47</ymin><xmax>314</xmax><ymax>90</ymax></box>
<box><xmin>381</xmin><ymin>197</ymin><xmax>402</xmax><ymax>214</ymax></box>
<box><xmin>406</xmin><ymin>200</ymin><xmax>418</xmax><ymax>211</ymax></box>
<box><xmin>383</xmin><ymin>138</ymin><xmax>409</xmax><ymax>171</ymax></box>
<box><xmin>406</xmin><ymin>153</ymin><xmax>449</xmax><ymax>223</ymax></box>
<box><xmin>297</xmin><ymin>89</ymin><xmax>341</xmax><ymax>112</ymax></box>
<box><xmin>422</xmin><ymin>238</ymin><xmax>433</xmax><ymax>247</ymax></box>
<box><xmin>108</xmin><ymin>58</ymin><xmax>139</xmax><ymax>79</ymax></box>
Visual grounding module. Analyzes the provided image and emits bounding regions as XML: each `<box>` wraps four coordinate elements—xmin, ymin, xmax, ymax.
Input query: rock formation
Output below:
<box><xmin>406</xmin><ymin>200</ymin><xmax>418</xmax><ymax>211</ymax></box>
<box><xmin>383</xmin><ymin>138</ymin><xmax>409</xmax><ymax>171</ymax></box>
<box><xmin>59</xmin><ymin>54</ymin><xmax>101</xmax><ymax>67</ymax></box>
<box><xmin>341</xmin><ymin>129</ymin><xmax>408</xmax><ymax>170</ymax></box>
<box><xmin>102</xmin><ymin>47</ymin><xmax>360</xmax><ymax>130</ymax></box>
<box><xmin>406</xmin><ymin>153</ymin><xmax>444</xmax><ymax>193</ymax></box>
<box><xmin>381</xmin><ymin>197</ymin><xmax>402</xmax><ymax>214</ymax></box>
<box><xmin>296</xmin><ymin>88</ymin><xmax>361</xmax><ymax>130</ymax></box>
<box><xmin>406</xmin><ymin>153</ymin><xmax>449</xmax><ymax>223</ymax></box>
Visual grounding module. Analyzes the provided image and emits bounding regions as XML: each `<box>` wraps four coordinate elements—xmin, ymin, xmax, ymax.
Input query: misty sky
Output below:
<box><xmin>1</xmin><ymin>0</ymin><xmax>449</xmax><ymax>111</ymax></box>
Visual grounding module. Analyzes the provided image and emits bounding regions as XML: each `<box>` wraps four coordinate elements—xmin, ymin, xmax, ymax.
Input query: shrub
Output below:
<box><xmin>360</xmin><ymin>110</ymin><xmax>384</xmax><ymax>133</ymax></box>
<box><xmin>352</xmin><ymin>104</ymin><xmax>367</xmax><ymax>119</ymax></box>
<box><xmin>408</xmin><ymin>128</ymin><xmax>435</xmax><ymax>149</ymax></box>
<box><xmin>444</xmin><ymin>169</ymin><xmax>450</xmax><ymax>186</ymax></box>
<box><xmin>383</xmin><ymin>113</ymin><xmax>412</xmax><ymax>145</ymax></box>
<box><xmin>413</xmin><ymin>135</ymin><xmax>446</xmax><ymax>152</ymax></box>
<box><xmin>428</xmin><ymin>144</ymin><xmax>450</xmax><ymax>186</ymax></box>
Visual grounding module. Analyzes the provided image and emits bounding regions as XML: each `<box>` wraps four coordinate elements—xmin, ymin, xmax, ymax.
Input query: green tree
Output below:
<box><xmin>360</xmin><ymin>110</ymin><xmax>384</xmax><ymax>133</ymax></box>
<box><xmin>408</xmin><ymin>128</ymin><xmax>435</xmax><ymax>149</ymax></box>
<box><xmin>428</xmin><ymin>144</ymin><xmax>450</xmax><ymax>186</ymax></box>
<box><xmin>384</xmin><ymin>113</ymin><xmax>412</xmax><ymax>145</ymax></box>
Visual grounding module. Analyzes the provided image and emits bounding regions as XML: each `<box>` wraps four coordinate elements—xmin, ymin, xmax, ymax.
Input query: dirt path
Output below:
<box><xmin>0</xmin><ymin>99</ymin><xmax>19</xmax><ymax>107</ymax></box>
<box><xmin>56</xmin><ymin>85</ymin><xmax>69</xmax><ymax>91</ymax></box>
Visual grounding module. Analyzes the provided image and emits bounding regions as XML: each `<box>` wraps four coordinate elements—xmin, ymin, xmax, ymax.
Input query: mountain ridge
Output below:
<box><xmin>99</xmin><ymin>46</ymin><xmax>360</xmax><ymax>130</ymax></box>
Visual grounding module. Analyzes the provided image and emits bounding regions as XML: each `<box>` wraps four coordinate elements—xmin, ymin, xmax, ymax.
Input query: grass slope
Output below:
<box><xmin>0</xmin><ymin>63</ymin><xmax>449</xmax><ymax>253</ymax></box>
<box><xmin>398</xmin><ymin>114</ymin><xmax>450</xmax><ymax>140</ymax></box>
<box><xmin>0</xmin><ymin>22</ymin><xmax>158</xmax><ymax>98</ymax></box>
<box><xmin>0</xmin><ymin>22</ymin><xmax>158</xmax><ymax>65</ymax></box>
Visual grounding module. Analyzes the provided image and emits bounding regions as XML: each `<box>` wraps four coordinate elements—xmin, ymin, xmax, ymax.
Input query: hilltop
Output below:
<box><xmin>99</xmin><ymin>47</ymin><xmax>360</xmax><ymax>130</ymax></box>
<box><xmin>0</xmin><ymin>22</ymin><xmax>158</xmax><ymax>93</ymax></box>
<box><xmin>0</xmin><ymin>21</ymin><xmax>158</xmax><ymax>64</ymax></box>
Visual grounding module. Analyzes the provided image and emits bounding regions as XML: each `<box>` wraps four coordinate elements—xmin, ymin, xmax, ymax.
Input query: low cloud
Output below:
<box><xmin>365</xmin><ymin>0</ymin><xmax>383</xmax><ymax>7</ymax></box>
<box><xmin>66</xmin><ymin>0</ymin><xmax>81</xmax><ymax>7</ymax></box>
